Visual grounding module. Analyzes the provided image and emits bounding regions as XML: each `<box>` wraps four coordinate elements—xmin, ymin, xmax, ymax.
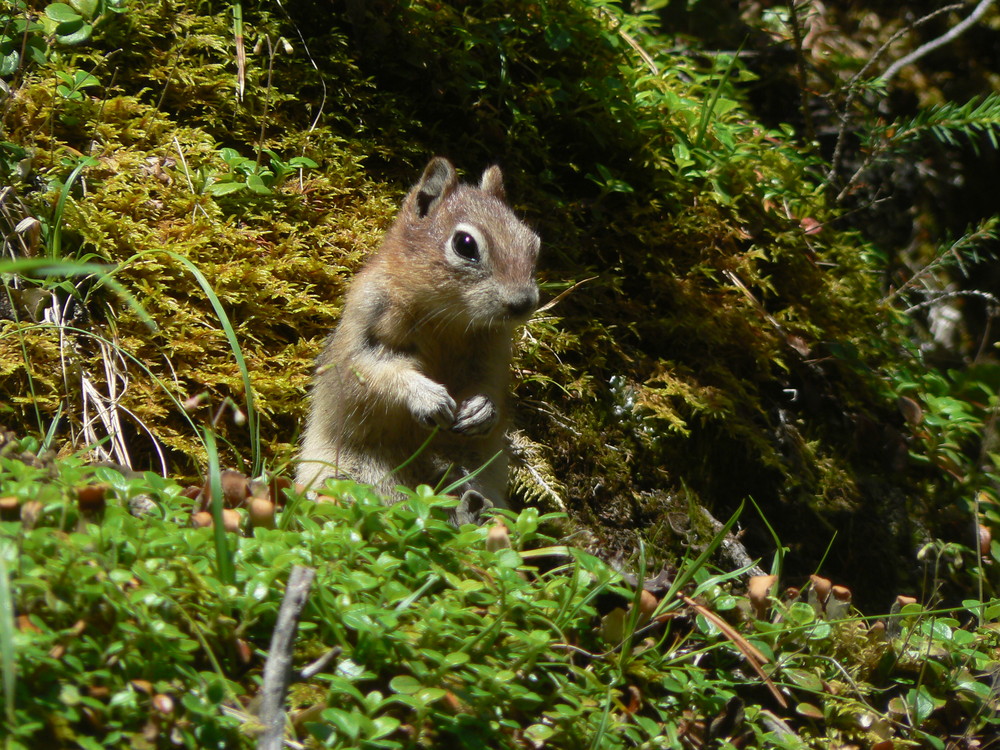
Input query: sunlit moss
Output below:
<box><xmin>0</xmin><ymin>0</ymin><xmax>928</xmax><ymax>605</ymax></box>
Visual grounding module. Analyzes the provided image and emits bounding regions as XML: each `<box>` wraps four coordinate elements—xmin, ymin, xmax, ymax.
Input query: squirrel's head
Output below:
<box><xmin>391</xmin><ymin>157</ymin><xmax>540</xmax><ymax>329</ymax></box>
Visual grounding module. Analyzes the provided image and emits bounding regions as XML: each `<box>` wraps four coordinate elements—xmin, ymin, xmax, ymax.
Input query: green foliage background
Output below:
<box><xmin>4</xmin><ymin>1</ymin><xmax>1000</xmax><ymax>747</ymax></box>
<box><xmin>2</xmin><ymin>0</ymin><xmax>1000</xmax><ymax>610</ymax></box>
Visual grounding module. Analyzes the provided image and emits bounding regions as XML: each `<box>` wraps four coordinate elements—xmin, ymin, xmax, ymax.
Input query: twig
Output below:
<box><xmin>882</xmin><ymin>0</ymin><xmax>996</xmax><ymax>84</ymax></box>
<box><xmin>273</xmin><ymin>0</ymin><xmax>327</xmax><ymax>136</ymax></box>
<box><xmin>901</xmin><ymin>289</ymin><xmax>1000</xmax><ymax>315</ymax></box>
<box><xmin>697</xmin><ymin>505</ymin><xmax>766</xmax><ymax>578</ymax></box>
<box><xmin>680</xmin><ymin>595</ymin><xmax>788</xmax><ymax>708</ymax></box>
<box><xmin>232</xmin><ymin>0</ymin><xmax>246</xmax><ymax>101</ymax></box>
<box><xmin>171</xmin><ymin>135</ymin><xmax>211</xmax><ymax>221</ymax></box>
<box><xmin>257</xmin><ymin>565</ymin><xmax>316</xmax><ymax>750</ymax></box>
<box><xmin>826</xmin><ymin>3</ymin><xmax>965</xmax><ymax>185</ymax></box>
<box><xmin>535</xmin><ymin>276</ymin><xmax>597</xmax><ymax>315</ymax></box>
<box><xmin>787</xmin><ymin>0</ymin><xmax>816</xmax><ymax>144</ymax></box>
<box><xmin>299</xmin><ymin>646</ymin><xmax>342</xmax><ymax>680</ymax></box>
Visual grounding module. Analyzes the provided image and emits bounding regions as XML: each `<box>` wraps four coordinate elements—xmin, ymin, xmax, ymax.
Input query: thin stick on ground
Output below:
<box><xmin>257</xmin><ymin>565</ymin><xmax>316</xmax><ymax>750</ymax></box>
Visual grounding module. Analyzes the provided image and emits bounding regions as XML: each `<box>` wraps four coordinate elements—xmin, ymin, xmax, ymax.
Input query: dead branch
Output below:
<box><xmin>882</xmin><ymin>0</ymin><xmax>996</xmax><ymax>84</ymax></box>
<box><xmin>257</xmin><ymin>565</ymin><xmax>316</xmax><ymax>750</ymax></box>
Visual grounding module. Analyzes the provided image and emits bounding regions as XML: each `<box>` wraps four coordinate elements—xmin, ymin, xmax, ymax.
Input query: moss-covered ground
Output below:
<box><xmin>2</xmin><ymin>1</ymin><xmax>1000</xmax><ymax>746</ymax></box>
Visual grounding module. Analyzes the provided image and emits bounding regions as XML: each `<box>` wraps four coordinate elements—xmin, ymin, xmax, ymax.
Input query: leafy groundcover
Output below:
<box><xmin>3</xmin><ymin>0</ymin><xmax>1000</xmax><ymax>747</ymax></box>
<box><xmin>2</xmin><ymin>442</ymin><xmax>999</xmax><ymax>748</ymax></box>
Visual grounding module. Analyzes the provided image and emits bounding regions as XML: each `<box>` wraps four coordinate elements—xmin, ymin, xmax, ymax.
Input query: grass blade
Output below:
<box><xmin>0</xmin><ymin>258</ymin><xmax>154</xmax><ymax>328</ymax></box>
<box><xmin>662</xmin><ymin>499</ymin><xmax>745</xmax><ymax>604</ymax></box>
<box><xmin>204</xmin><ymin>428</ymin><xmax>236</xmax><ymax>586</ymax></box>
<box><xmin>0</xmin><ymin>553</ymin><xmax>16</xmax><ymax>724</ymax></box>
<box><xmin>49</xmin><ymin>156</ymin><xmax>98</xmax><ymax>261</ymax></box>
<box><xmin>122</xmin><ymin>249</ymin><xmax>260</xmax><ymax>474</ymax></box>
<box><xmin>694</xmin><ymin>40</ymin><xmax>746</xmax><ymax>149</ymax></box>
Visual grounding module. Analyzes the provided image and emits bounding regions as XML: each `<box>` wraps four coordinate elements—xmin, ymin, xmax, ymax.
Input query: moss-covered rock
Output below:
<box><xmin>0</xmin><ymin>0</ymin><xmax>963</xmax><ymax>608</ymax></box>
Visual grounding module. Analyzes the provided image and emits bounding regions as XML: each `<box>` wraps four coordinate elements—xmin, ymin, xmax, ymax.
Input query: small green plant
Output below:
<box><xmin>201</xmin><ymin>147</ymin><xmax>318</xmax><ymax>197</ymax></box>
<box><xmin>0</xmin><ymin>3</ymin><xmax>46</xmax><ymax>77</ymax></box>
<box><xmin>42</xmin><ymin>0</ymin><xmax>126</xmax><ymax>46</ymax></box>
<box><xmin>53</xmin><ymin>68</ymin><xmax>99</xmax><ymax>100</ymax></box>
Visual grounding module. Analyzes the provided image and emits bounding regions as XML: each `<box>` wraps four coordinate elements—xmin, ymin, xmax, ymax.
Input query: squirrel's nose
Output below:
<box><xmin>505</xmin><ymin>287</ymin><xmax>538</xmax><ymax>318</ymax></box>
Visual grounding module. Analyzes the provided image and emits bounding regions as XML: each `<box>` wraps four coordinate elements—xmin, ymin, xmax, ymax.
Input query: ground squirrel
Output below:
<box><xmin>297</xmin><ymin>157</ymin><xmax>539</xmax><ymax>515</ymax></box>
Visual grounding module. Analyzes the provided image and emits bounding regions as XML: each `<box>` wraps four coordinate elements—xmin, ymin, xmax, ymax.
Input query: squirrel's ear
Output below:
<box><xmin>480</xmin><ymin>165</ymin><xmax>505</xmax><ymax>201</ymax></box>
<box><xmin>413</xmin><ymin>157</ymin><xmax>457</xmax><ymax>218</ymax></box>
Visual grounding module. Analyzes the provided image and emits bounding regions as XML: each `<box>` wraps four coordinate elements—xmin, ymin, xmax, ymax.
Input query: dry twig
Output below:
<box><xmin>258</xmin><ymin>566</ymin><xmax>316</xmax><ymax>750</ymax></box>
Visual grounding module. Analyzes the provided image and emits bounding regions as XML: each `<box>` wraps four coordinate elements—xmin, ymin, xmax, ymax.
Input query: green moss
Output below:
<box><xmin>0</xmin><ymin>0</ymin><xmax>945</xmax><ymax>606</ymax></box>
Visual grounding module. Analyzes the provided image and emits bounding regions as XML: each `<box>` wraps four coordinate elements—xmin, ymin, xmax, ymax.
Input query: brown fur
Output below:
<box><xmin>297</xmin><ymin>158</ymin><xmax>540</xmax><ymax>506</ymax></box>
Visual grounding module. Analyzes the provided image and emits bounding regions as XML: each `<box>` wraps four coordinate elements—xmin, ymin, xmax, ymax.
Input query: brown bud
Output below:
<box><xmin>809</xmin><ymin>575</ymin><xmax>832</xmax><ymax>603</ymax></box>
<box><xmin>152</xmin><ymin>694</ymin><xmax>174</xmax><ymax>715</ymax></box>
<box><xmin>485</xmin><ymin>519</ymin><xmax>511</xmax><ymax>552</ymax></box>
<box><xmin>181</xmin><ymin>485</ymin><xmax>202</xmax><ymax>501</ymax></box>
<box><xmin>220</xmin><ymin>470</ymin><xmax>250</xmax><ymax>508</ymax></box>
<box><xmin>826</xmin><ymin>585</ymin><xmax>852</xmax><ymax>620</ymax></box>
<box><xmin>441</xmin><ymin>691</ymin><xmax>462</xmax><ymax>714</ymax></box>
<box><xmin>221</xmin><ymin>508</ymin><xmax>242</xmax><ymax>533</ymax></box>
<box><xmin>0</xmin><ymin>496</ymin><xmax>20</xmax><ymax>520</ymax></box>
<box><xmin>269</xmin><ymin>475</ymin><xmax>293</xmax><ymax>507</ymax></box>
<box><xmin>77</xmin><ymin>484</ymin><xmax>108</xmax><ymax>514</ymax></box>
<box><xmin>16</xmin><ymin>615</ymin><xmax>41</xmax><ymax>634</ymax></box>
<box><xmin>808</xmin><ymin>575</ymin><xmax>832</xmax><ymax>615</ymax></box>
<box><xmin>191</xmin><ymin>511</ymin><xmax>214</xmax><ymax>528</ymax></box>
<box><xmin>248</xmin><ymin>497</ymin><xmax>276</xmax><ymax>529</ymax></box>
<box><xmin>636</xmin><ymin>589</ymin><xmax>659</xmax><ymax>626</ymax></box>
<box><xmin>748</xmin><ymin>575</ymin><xmax>778</xmax><ymax>619</ymax></box>
<box><xmin>130</xmin><ymin>679</ymin><xmax>153</xmax><ymax>695</ymax></box>
<box><xmin>624</xmin><ymin>685</ymin><xmax>642</xmax><ymax>714</ymax></box>
<box><xmin>897</xmin><ymin>395</ymin><xmax>923</xmax><ymax>425</ymax></box>
<box><xmin>234</xmin><ymin>637</ymin><xmax>253</xmax><ymax>665</ymax></box>
<box><xmin>979</xmin><ymin>524</ymin><xmax>992</xmax><ymax>556</ymax></box>
<box><xmin>20</xmin><ymin>500</ymin><xmax>42</xmax><ymax>527</ymax></box>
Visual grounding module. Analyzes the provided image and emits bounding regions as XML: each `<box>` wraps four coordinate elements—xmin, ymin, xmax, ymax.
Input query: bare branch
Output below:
<box><xmin>257</xmin><ymin>566</ymin><xmax>316</xmax><ymax>750</ymax></box>
<box><xmin>788</xmin><ymin>0</ymin><xmax>817</xmax><ymax>144</ymax></box>
<box><xmin>882</xmin><ymin>0</ymin><xmax>996</xmax><ymax>84</ymax></box>
<box><xmin>826</xmin><ymin>3</ymin><xmax>966</xmax><ymax>185</ymax></box>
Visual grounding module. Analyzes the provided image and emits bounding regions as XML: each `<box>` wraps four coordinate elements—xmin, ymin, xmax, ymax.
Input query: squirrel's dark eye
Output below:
<box><xmin>452</xmin><ymin>230</ymin><xmax>480</xmax><ymax>262</ymax></box>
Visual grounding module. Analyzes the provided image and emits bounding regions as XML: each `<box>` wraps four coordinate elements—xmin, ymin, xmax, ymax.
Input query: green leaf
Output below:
<box><xmin>907</xmin><ymin>686</ymin><xmax>940</xmax><ymax>724</ymax></box>
<box><xmin>783</xmin><ymin>668</ymin><xmax>823</xmax><ymax>692</ymax></box>
<box><xmin>205</xmin><ymin>180</ymin><xmax>245</xmax><ymax>196</ymax></box>
<box><xmin>72</xmin><ymin>70</ymin><xmax>99</xmax><ymax>88</ymax></box>
<box><xmin>371</xmin><ymin>715</ymin><xmax>400</xmax><ymax>739</ymax></box>
<box><xmin>70</xmin><ymin>0</ymin><xmax>98</xmax><ymax>18</ymax></box>
<box><xmin>56</xmin><ymin>20</ymin><xmax>92</xmax><ymax>45</ymax></box>
<box><xmin>415</xmin><ymin>687</ymin><xmax>447</xmax><ymax>703</ymax></box>
<box><xmin>544</xmin><ymin>25</ymin><xmax>572</xmax><ymax>52</ymax></box>
<box><xmin>45</xmin><ymin>3</ymin><xmax>83</xmax><ymax>22</ymax></box>
<box><xmin>524</xmin><ymin>724</ymin><xmax>555</xmax><ymax>742</ymax></box>
<box><xmin>389</xmin><ymin>675</ymin><xmax>421</xmax><ymax>695</ymax></box>
<box><xmin>321</xmin><ymin>707</ymin><xmax>362</xmax><ymax>739</ymax></box>
<box><xmin>0</xmin><ymin>50</ymin><xmax>18</xmax><ymax>77</ymax></box>
<box><xmin>246</xmin><ymin>173</ymin><xmax>272</xmax><ymax>194</ymax></box>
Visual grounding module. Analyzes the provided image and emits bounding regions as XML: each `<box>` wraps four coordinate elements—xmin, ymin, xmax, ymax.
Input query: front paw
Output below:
<box><xmin>410</xmin><ymin>379</ymin><xmax>457</xmax><ymax>429</ymax></box>
<box><xmin>452</xmin><ymin>394</ymin><xmax>498</xmax><ymax>436</ymax></box>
